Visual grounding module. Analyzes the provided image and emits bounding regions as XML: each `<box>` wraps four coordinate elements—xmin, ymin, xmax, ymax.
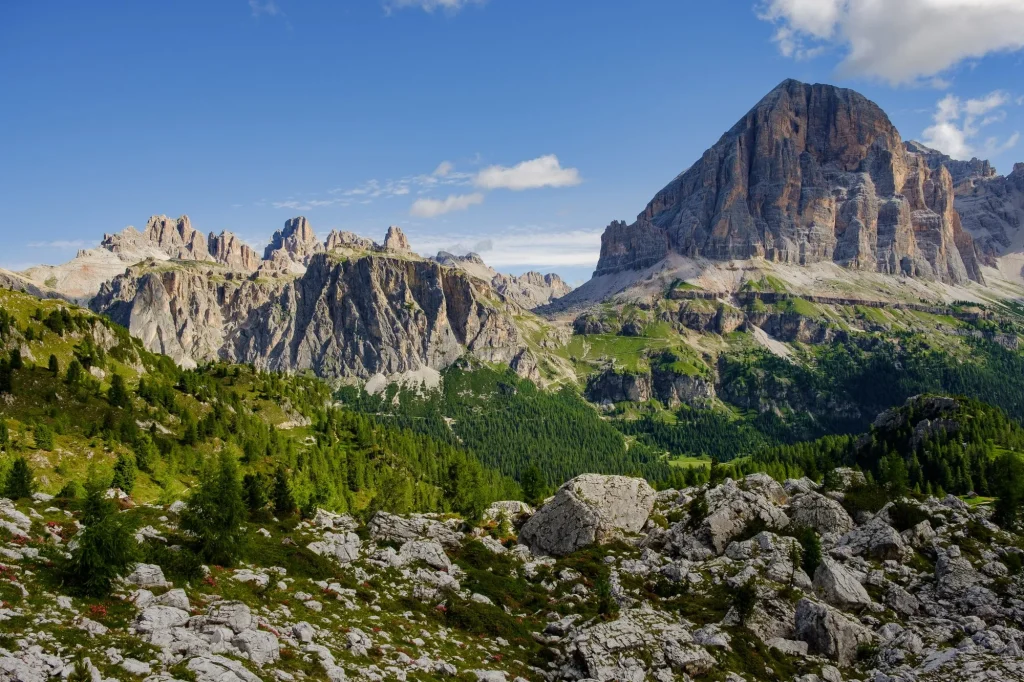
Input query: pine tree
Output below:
<box><xmin>520</xmin><ymin>463</ymin><xmax>545</xmax><ymax>506</ymax></box>
<box><xmin>133</xmin><ymin>435</ymin><xmax>159</xmax><ymax>473</ymax></box>
<box><xmin>111</xmin><ymin>452</ymin><xmax>136</xmax><ymax>494</ymax></box>
<box><xmin>181</xmin><ymin>449</ymin><xmax>247</xmax><ymax>566</ymax></box>
<box><xmin>4</xmin><ymin>456</ymin><xmax>34</xmax><ymax>499</ymax></box>
<box><xmin>243</xmin><ymin>473</ymin><xmax>269</xmax><ymax>518</ymax></box>
<box><xmin>65</xmin><ymin>359</ymin><xmax>83</xmax><ymax>386</ymax></box>
<box><xmin>64</xmin><ymin>479</ymin><xmax>137</xmax><ymax>596</ymax></box>
<box><xmin>9</xmin><ymin>348</ymin><xmax>22</xmax><ymax>370</ymax></box>
<box><xmin>0</xmin><ymin>419</ymin><xmax>8</xmax><ymax>450</ymax></box>
<box><xmin>48</xmin><ymin>354</ymin><xmax>59</xmax><ymax>375</ymax></box>
<box><xmin>34</xmin><ymin>423</ymin><xmax>54</xmax><ymax>450</ymax></box>
<box><xmin>272</xmin><ymin>465</ymin><xmax>296</xmax><ymax>517</ymax></box>
<box><xmin>108</xmin><ymin>374</ymin><xmax>130</xmax><ymax>408</ymax></box>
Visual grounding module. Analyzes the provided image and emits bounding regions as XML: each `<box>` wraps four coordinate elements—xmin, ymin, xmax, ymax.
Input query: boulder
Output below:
<box><xmin>186</xmin><ymin>655</ymin><xmax>262</xmax><ymax>682</ymax></box>
<box><xmin>398</xmin><ymin>540</ymin><xmax>451</xmax><ymax>570</ymax></box>
<box><xmin>936</xmin><ymin>546</ymin><xmax>982</xmax><ymax>596</ymax></box>
<box><xmin>232</xmin><ymin>629</ymin><xmax>280</xmax><ymax>666</ymax></box>
<box><xmin>126</xmin><ymin>563</ymin><xmax>169</xmax><ymax>588</ymax></box>
<box><xmin>789</xmin><ymin>492</ymin><xmax>855</xmax><ymax>536</ymax></box>
<box><xmin>135</xmin><ymin>606</ymin><xmax>190</xmax><ymax>633</ymax></box>
<box><xmin>206</xmin><ymin>601</ymin><xmax>253</xmax><ymax>634</ymax></box>
<box><xmin>367</xmin><ymin>512</ymin><xmax>463</xmax><ymax>549</ymax></box>
<box><xmin>518</xmin><ymin>475</ymin><xmax>655</xmax><ymax>556</ymax></box>
<box><xmin>743</xmin><ymin>473</ymin><xmax>788</xmax><ymax>505</ymax></box>
<box><xmin>836</xmin><ymin>515</ymin><xmax>907</xmax><ymax>560</ymax></box>
<box><xmin>698</xmin><ymin>479</ymin><xmax>790</xmax><ymax>554</ymax></box>
<box><xmin>813</xmin><ymin>558</ymin><xmax>871</xmax><ymax>607</ymax></box>
<box><xmin>307</xmin><ymin>531</ymin><xmax>361</xmax><ymax>564</ymax></box>
<box><xmin>483</xmin><ymin>500</ymin><xmax>534</xmax><ymax>523</ymax></box>
<box><xmin>795</xmin><ymin>598</ymin><xmax>874</xmax><ymax>666</ymax></box>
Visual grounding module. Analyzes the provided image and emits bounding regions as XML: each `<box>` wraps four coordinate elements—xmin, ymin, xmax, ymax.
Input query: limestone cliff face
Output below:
<box><xmin>92</xmin><ymin>253</ymin><xmax>532</xmax><ymax>379</ymax></box>
<box><xmin>952</xmin><ymin>162</ymin><xmax>1024</xmax><ymax>261</ymax></box>
<box><xmin>142</xmin><ymin>215</ymin><xmax>212</xmax><ymax>262</ymax></box>
<box><xmin>595</xmin><ymin>80</ymin><xmax>984</xmax><ymax>284</ymax></box>
<box><xmin>264</xmin><ymin>217</ymin><xmax>324</xmax><ymax>271</ymax></box>
<box><xmin>208</xmin><ymin>231</ymin><xmax>260</xmax><ymax>272</ymax></box>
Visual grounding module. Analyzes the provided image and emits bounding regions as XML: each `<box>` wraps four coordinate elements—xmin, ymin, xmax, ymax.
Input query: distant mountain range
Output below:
<box><xmin>7</xmin><ymin>79</ymin><xmax>1024</xmax><ymax>386</ymax></box>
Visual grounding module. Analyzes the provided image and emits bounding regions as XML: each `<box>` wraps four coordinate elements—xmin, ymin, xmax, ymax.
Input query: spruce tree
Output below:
<box><xmin>111</xmin><ymin>452</ymin><xmax>136</xmax><ymax>494</ymax></box>
<box><xmin>34</xmin><ymin>423</ymin><xmax>54</xmax><ymax>450</ymax></box>
<box><xmin>64</xmin><ymin>479</ymin><xmax>137</xmax><ymax>596</ymax></box>
<box><xmin>181</xmin><ymin>449</ymin><xmax>247</xmax><ymax>565</ymax></box>
<box><xmin>108</xmin><ymin>374</ymin><xmax>130</xmax><ymax>409</ymax></box>
<box><xmin>243</xmin><ymin>473</ymin><xmax>269</xmax><ymax>518</ymax></box>
<box><xmin>520</xmin><ymin>463</ymin><xmax>545</xmax><ymax>506</ymax></box>
<box><xmin>48</xmin><ymin>354</ymin><xmax>59</xmax><ymax>375</ymax></box>
<box><xmin>0</xmin><ymin>419</ymin><xmax>8</xmax><ymax>450</ymax></box>
<box><xmin>272</xmin><ymin>465</ymin><xmax>296</xmax><ymax>517</ymax></box>
<box><xmin>65</xmin><ymin>359</ymin><xmax>83</xmax><ymax>386</ymax></box>
<box><xmin>4</xmin><ymin>456</ymin><xmax>34</xmax><ymax>499</ymax></box>
<box><xmin>9</xmin><ymin>348</ymin><xmax>22</xmax><ymax>370</ymax></box>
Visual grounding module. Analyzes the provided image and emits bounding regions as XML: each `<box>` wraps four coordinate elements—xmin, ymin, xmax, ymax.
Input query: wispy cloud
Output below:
<box><xmin>249</xmin><ymin>0</ymin><xmax>281</xmax><ymax>17</ymax></box>
<box><xmin>922</xmin><ymin>90</ymin><xmax>1019</xmax><ymax>159</ymax></box>
<box><xmin>27</xmin><ymin>239</ymin><xmax>88</xmax><ymax>249</ymax></box>
<box><xmin>409</xmin><ymin>193</ymin><xmax>484</xmax><ymax>218</ymax></box>
<box><xmin>474</xmin><ymin>155</ymin><xmax>582</xmax><ymax>191</ymax></box>
<box><xmin>384</xmin><ymin>0</ymin><xmax>486</xmax><ymax>14</ymax></box>
<box><xmin>413</xmin><ymin>227</ymin><xmax>603</xmax><ymax>269</ymax></box>
<box><xmin>756</xmin><ymin>0</ymin><xmax>1024</xmax><ymax>86</ymax></box>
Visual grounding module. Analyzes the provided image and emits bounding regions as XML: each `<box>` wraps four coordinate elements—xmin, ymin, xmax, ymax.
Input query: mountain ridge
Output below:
<box><xmin>594</xmin><ymin>79</ymin><xmax>988</xmax><ymax>286</ymax></box>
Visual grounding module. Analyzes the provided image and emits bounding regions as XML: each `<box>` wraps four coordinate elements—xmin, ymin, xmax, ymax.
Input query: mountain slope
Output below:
<box><xmin>595</xmin><ymin>79</ymin><xmax>984</xmax><ymax>285</ymax></box>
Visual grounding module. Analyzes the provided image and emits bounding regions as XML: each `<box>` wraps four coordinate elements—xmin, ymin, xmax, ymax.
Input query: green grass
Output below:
<box><xmin>668</xmin><ymin>455</ymin><xmax>713</xmax><ymax>469</ymax></box>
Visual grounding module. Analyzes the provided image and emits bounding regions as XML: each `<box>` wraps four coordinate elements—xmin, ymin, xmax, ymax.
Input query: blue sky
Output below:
<box><xmin>2</xmin><ymin>0</ymin><xmax>1023</xmax><ymax>284</ymax></box>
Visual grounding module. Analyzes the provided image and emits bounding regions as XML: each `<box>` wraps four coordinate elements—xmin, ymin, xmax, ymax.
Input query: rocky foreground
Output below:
<box><xmin>1</xmin><ymin>471</ymin><xmax>1024</xmax><ymax>682</ymax></box>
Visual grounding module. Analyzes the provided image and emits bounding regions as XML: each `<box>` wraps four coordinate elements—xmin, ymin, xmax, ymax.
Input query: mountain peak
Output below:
<box><xmin>593</xmin><ymin>80</ymin><xmax>982</xmax><ymax>285</ymax></box>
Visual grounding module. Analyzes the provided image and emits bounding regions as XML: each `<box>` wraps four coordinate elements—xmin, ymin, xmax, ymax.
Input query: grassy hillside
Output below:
<box><xmin>0</xmin><ymin>289</ymin><xmax>518</xmax><ymax>516</ymax></box>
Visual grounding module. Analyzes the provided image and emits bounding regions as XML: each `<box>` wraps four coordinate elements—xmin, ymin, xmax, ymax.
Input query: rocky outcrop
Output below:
<box><xmin>584</xmin><ymin>366</ymin><xmax>714</xmax><ymax>407</ymax></box>
<box><xmin>585</xmin><ymin>370</ymin><xmax>652</xmax><ymax>404</ymax></box>
<box><xmin>143</xmin><ymin>215</ymin><xmax>212</xmax><ymax>262</ymax></box>
<box><xmin>383</xmin><ymin>225</ymin><xmax>410</xmax><ymax>251</ymax></box>
<box><xmin>208</xmin><ymin>232</ymin><xmax>260</xmax><ymax>272</ymax></box>
<box><xmin>795</xmin><ymin>598</ymin><xmax>874</xmax><ymax>666</ymax></box>
<box><xmin>697</xmin><ymin>477</ymin><xmax>790</xmax><ymax>553</ymax></box>
<box><xmin>92</xmin><ymin>248</ymin><xmax>531</xmax><ymax>378</ymax></box>
<box><xmin>324</xmin><ymin>230</ymin><xmax>375</xmax><ymax>252</ymax></box>
<box><xmin>518</xmin><ymin>474</ymin><xmax>655</xmax><ymax>556</ymax></box>
<box><xmin>594</xmin><ymin>79</ymin><xmax>984</xmax><ymax>285</ymax></box>
<box><xmin>953</xmin><ymin>161</ymin><xmax>1024</xmax><ymax>261</ymax></box>
<box><xmin>788</xmin><ymin>491</ymin><xmax>854</xmax><ymax>536</ymax></box>
<box><xmin>264</xmin><ymin>217</ymin><xmax>323</xmax><ymax>270</ymax></box>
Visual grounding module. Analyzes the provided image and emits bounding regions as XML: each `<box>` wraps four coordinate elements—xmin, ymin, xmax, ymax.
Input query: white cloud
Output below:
<box><xmin>474</xmin><ymin>155</ymin><xmax>582</xmax><ymax>191</ymax></box>
<box><xmin>413</xmin><ymin>228</ymin><xmax>603</xmax><ymax>269</ymax></box>
<box><xmin>384</xmin><ymin>0</ymin><xmax>484</xmax><ymax>13</ymax></box>
<box><xmin>757</xmin><ymin>0</ymin><xmax>1024</xmax><ymax>85</ymax></box>
<box><xmin>27</xmin><ymin>239</ymin><xmax>88</xmax><ymax>249</ymax></box>
<box><xmin>409</xmin><ymin>193</ymin><xmax>484</xmax><ymax>218</ymax></box>
<box><xmin>922</xmin><ymin>90</ymin><xmax>1019</xmax><ymax>159</ymax></box>
<box><xmin>433</xmin><ymin>161</ymin><xmax>454</xmax><ymax>177</ymax></box>
<box><xmin>249</xmin><ymin>0</ymin><xmax>280</xmax><ymax>17</ymax></box>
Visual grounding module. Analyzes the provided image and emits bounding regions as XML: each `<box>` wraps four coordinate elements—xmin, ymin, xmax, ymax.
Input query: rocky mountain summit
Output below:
<box><xmin>433</xmin><ymin>251</ymin><xmax>572</xmax><ymax>309</ymax></box>
<box><xmin>595</xmin><ymin>79</ymin><xmax>986</xmax><ymax>285</ymax></box>
<box><xmin>91</xmin><ymin>227</ymin><xmax>538</xmax><ymax>380</ymax></box>
<box><xmin>4</xmin><ymin>468</ymin><xmax>1023</xmax><ymax>682</ymax></box>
